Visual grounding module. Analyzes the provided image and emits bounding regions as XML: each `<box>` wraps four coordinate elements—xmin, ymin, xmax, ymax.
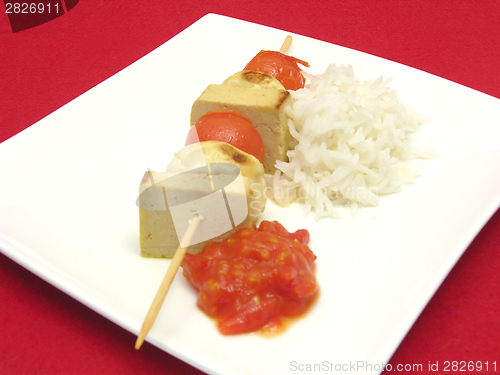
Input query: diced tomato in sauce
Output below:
<box><xmin>182</xmin><ymin>221</ymin><xmax>318</xmax><ymax>335</ymax></box>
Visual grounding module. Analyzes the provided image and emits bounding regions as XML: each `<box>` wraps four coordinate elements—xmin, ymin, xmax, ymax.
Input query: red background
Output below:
<box><xmin>1</xmin><ymin>1</ymin><xmax>499</xmax><ymax>374</ymax></box>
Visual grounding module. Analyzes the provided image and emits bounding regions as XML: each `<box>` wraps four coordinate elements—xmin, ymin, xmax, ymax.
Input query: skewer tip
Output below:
<box><xmin>135</xmin><ymin>336</ymin><xmax>145</xmax><ymax>350</ymax></box>
<box><xmin>279</xmin><ymin>35</ymin><xmax>293</xmax><ymax>54</ymax></box>
<box><xmin>134</xmin><ymin>215</ymin><xmax>201</xmax><ymax>349</ymax></box>
<box><xmin>135</xmin><ymin>325</ymin><xmax>149</xmax><ymax>349</ymax></box>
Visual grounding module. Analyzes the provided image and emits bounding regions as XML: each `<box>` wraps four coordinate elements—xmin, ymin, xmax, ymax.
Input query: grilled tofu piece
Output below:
<box><xmin>138</xmin><ymin>141</ymin><xmax>266</xmax><ymax>258</ymax></box>
<box><xmin>222</xmin><ymin>70</ymin><xmax>285</xmax><ymax>90</ymax></box>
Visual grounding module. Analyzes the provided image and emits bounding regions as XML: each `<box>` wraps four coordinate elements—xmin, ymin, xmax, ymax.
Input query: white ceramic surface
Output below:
<box><xmin>1</xmin><ymin>14</ymin><xmax>500</xmax><ymax>375</ymax></box>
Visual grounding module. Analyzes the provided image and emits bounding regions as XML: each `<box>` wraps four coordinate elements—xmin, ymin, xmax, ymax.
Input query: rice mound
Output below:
<box><xmin>271</xmin><ymin>63</ymin><xmax>437</xmax><ymax>220</ymax></box>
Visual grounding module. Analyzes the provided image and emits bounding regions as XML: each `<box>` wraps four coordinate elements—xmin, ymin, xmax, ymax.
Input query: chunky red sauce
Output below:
<box><xmin>182</xmin><ymin>221</ymin><xmax>318</xmax><ymax>335</ymax></box>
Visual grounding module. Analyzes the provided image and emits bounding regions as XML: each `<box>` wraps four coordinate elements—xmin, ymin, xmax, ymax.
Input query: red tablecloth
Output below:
<box><xmin>1</xmin><ymin>1</ymin><xmax>499</xmax><ymax>374</ymax></box>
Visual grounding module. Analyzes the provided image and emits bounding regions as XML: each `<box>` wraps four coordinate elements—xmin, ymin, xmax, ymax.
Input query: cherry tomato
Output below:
<box><xmin>186</xmin><ymin>110</ymin><xmax>265</xmax><ymax>163</ymax></box>
<box><xmin>244</xmin><ymin>50</ymin><xmax>309</xmax><ymax>91</ymax></box>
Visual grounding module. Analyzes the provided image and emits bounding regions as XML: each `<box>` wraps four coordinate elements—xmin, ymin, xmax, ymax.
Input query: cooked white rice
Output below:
<box><xmin>270</xmin><ymin>63</ymin><xmax>437</xmax><ymax>220</ymax></box>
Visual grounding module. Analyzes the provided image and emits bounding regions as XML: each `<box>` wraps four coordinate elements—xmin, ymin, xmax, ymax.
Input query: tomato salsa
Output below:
<box><xmin>182</xmin><ymin>221</ymin><xmax>318</xmax><ymax>335</ymax></box>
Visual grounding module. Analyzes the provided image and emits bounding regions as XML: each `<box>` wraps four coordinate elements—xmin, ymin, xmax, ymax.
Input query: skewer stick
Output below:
<box><xmin>279</xmin><ymin>35</ymin><xmax>292</xmax><ymax>54</ymax></box>
<box><xmin>135</xmin><ymin>215</ymin><xmax>201</xmax><ymax>350</ymax></box>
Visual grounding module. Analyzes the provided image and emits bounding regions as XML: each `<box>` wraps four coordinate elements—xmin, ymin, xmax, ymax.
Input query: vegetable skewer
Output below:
<box><xmin>136</xmin><ymin>35</ymin><xmax>296</xmax><ymax>348</ymax></box>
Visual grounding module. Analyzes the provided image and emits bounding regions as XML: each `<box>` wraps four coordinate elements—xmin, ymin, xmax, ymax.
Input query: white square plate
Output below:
<box><xmin>1</xmin><ymin>14</ymin><xmax>500</xmax><ymax>375</ymax></box>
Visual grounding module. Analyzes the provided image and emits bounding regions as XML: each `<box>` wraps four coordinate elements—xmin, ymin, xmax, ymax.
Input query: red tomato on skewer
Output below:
<box><xmin>186</xmin><ymin>110</ymin><xmax>265</xmax><ymax>163</ymax></box>
<box><xmin>244</xmin><ymin>50</ymin><xmax>309</xmax><ymax>91</ymax></box>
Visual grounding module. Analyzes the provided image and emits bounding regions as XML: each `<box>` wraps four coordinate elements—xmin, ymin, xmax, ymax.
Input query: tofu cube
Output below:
<box><xmin>138</xmin><ymin>141</ymin><xmax>266</xmax><ymax>258</ymax></box>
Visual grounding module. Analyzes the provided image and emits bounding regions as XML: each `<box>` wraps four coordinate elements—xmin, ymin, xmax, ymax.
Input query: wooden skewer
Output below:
<box><xmin>135</xmin><ymin>215</ymin><xmax>201</xmax><ymax>350</ymax></box>
<box><xmin>279</xmin><ymin>35</ymin><xmax>292</xmax><ymax>54</ymax></box>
